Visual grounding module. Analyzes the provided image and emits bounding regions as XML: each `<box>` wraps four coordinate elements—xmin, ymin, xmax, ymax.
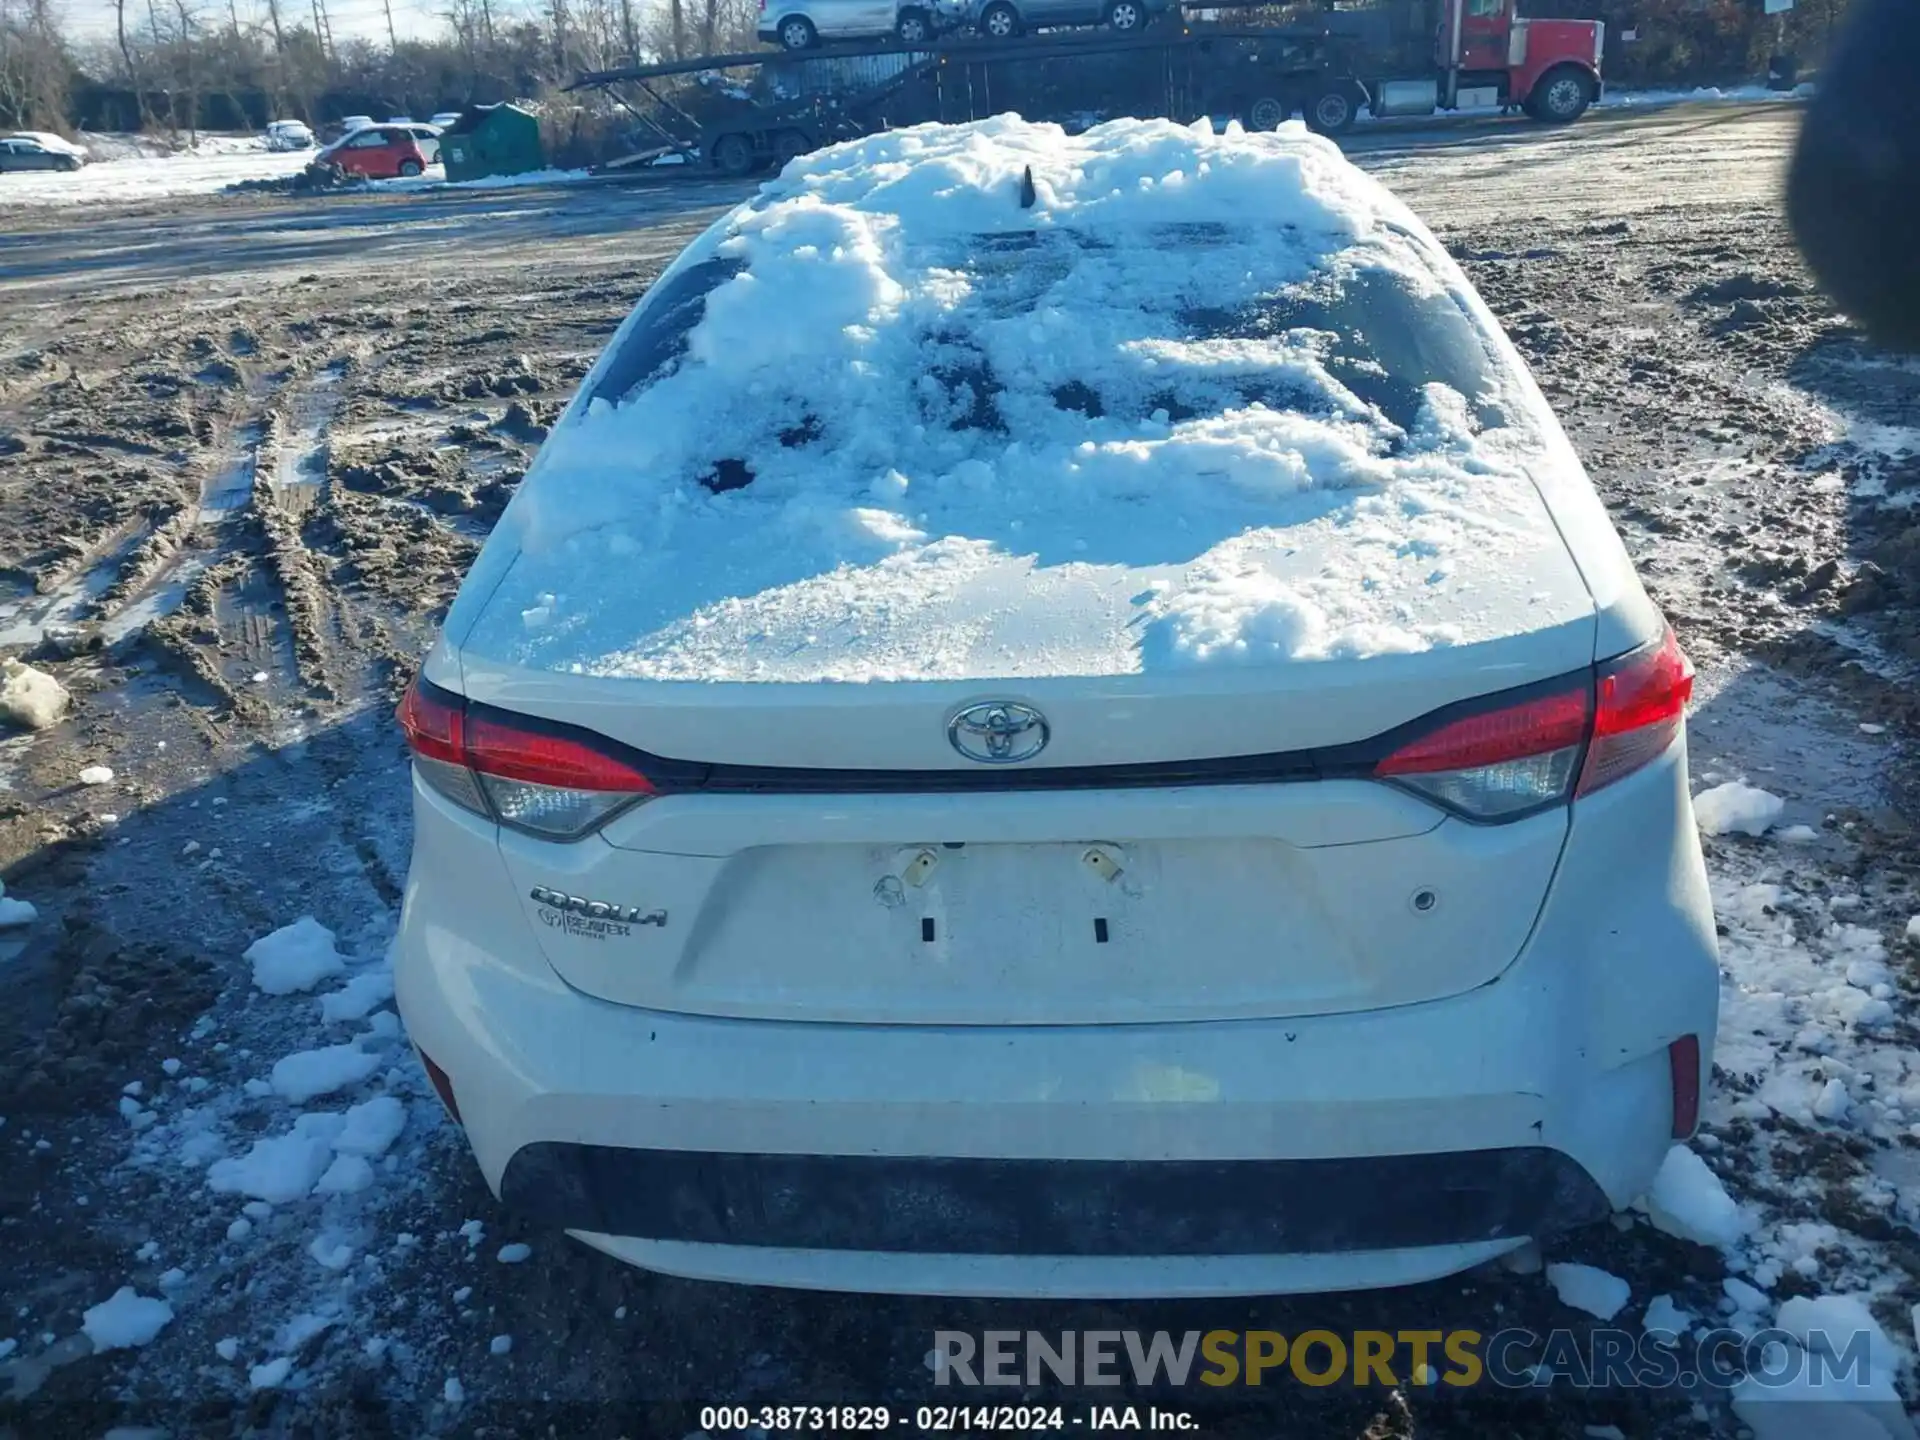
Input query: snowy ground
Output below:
<box><xmin>0</xmin><ymin>101</ymin><xmax>1917</xmax><ymax>1437</ymax></box>
<box><xmin>0</xmin><ymin>134</ymin><xmax>453</xmax><ymax>209</ymax></box>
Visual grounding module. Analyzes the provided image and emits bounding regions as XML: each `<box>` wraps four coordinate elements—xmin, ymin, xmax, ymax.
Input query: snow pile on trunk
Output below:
<box><xmin>0</xmin><ymin>657</ymin><xmax>70</xmax><ymax>730</ymax></box>
<box><xmin>464</xmin><ymin>115</ymin><xmax>1587</xmax><ymax>684</ymax></box>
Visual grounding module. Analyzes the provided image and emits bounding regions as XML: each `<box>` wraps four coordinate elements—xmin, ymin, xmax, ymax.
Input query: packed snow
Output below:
<box><xmin>80</xmin><ymin>1288</ymin><xmax>174</xmax><ymax>1351</ymax></box>
<box><xmin>78</xmin><ymin>765</ymin><xmax>115</xmax><ymax>786</ymax></box>
<box><xmin>246</xmin><ymin>917</ymin><xmax>346</xmax><ymax>995</ymax></box>
<box><xmin>1694</xmin><ymin>780</ymin><xmax>1786</xmax><ymax>836</ymax></box>
<box><xmin>1642</xmin><ymin>1294</ymin><xmax>1692</xmax><ymax>1339</ymax></box>
<box><xmin>1546</xmin><ymin>1262</ymin><xmax>1631</xmax><ymax>1320</ymax></box>
<box><xmin>318</xmin><ymin>968</ymin><xmax>396</xmax><ymax>1024</ymax></box>
<box><xmin>461</xmin><ymin>116</ymin><xmax>1594</xmax><ymax>684</ymax></box>
<box><xmin>1640</xmin><ymin>1144</ymin><xmax>1748</xmax><ymax>1248</ymax></box>
<box><xmin>268</xmin><ymin>1043</ymin><xmax>382</xmax><ymax>1103</ymax></box>
<box><xmin>0</xmin><ymin>657</ymin><xmax>70</xmax><ymax>730</ymax></box>
<box><xmin>206</xmin><ymin>1111</ymin><xmax>348</xmax><ymax>1203</ymax></box>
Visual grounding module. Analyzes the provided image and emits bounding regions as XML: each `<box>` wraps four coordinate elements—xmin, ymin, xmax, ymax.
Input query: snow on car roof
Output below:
<box><xmin>457</xmin><ymin>115</ymin><xmax>1590</xmax><ymax>683</ymax></box>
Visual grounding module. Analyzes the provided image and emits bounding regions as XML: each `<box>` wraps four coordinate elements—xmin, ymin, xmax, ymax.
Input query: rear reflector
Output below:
<box><xmin>1668</xmin><ymin>1034</ymin><xmax>1700</xmax><ymax>1138</ymax></box>
<box><xmin>417</xmin><ymin>1046</ymin><xmax>462</xmax><ymax>1125</ymax></box>
<box><xmin>398</xmin><ymin>677</ymin><xmax>656</xmax><ymax>840</ymax></box>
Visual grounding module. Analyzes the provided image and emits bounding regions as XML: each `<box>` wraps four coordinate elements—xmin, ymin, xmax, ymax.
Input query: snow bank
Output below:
<box><xmin>1640</xmin><ymin>1144</ymin><xmax>1747</xmax><ymax>1248</ymax></box>
<box><xmin>1695</xmin><ymin>781</ymin><xmax>1786</xmax><ymax>836</ymax></box>
<box><xmin>1545</xmin><ymin>1262</ymin><xmax>1631</xmax><ymax>1320</ymax></box>
<box><xmin>463</xmin><ymin>115</ymin><xmax>1588</xmax><ymax>685</ymax></box>
<box><xmin>0</xmin><ymin>658</ymin><xmax>70</xmax><ymax>730</ymax></box>
<box><xmin>81</xmin><ymin>1288</ymin><xmax>173</xmax><ymax>1350</ymax></box>
<box><xmin>246</xmin><ymin>917</ymin><xmax>345</xmax><ymax>995</ymax></box>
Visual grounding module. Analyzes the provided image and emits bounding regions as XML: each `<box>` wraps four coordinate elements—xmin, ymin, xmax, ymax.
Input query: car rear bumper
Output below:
<box><xmin>394</xmin><ymin>745</ymin><xmax>1719</xmax><ymax>1296</ymax></box>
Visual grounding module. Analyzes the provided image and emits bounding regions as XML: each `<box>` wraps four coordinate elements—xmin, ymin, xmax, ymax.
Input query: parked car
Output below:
<box><xmin>339</xmin><ymin>114</ymin><xmax>377</xmax><ymax>133</ymax></box>
<box><xmin>393</xmin><ymin>118</ymin><xmax>1718</xmax><ymax>1297</ymax></box>
<box><xmin>970</xmin><ymin>0</ymin><xmax>1168</xmax><ymax>39</ymax></box>
<box><xmin>265</xmin><ymin>119</ymin><xmax>315</xmax><ymax>151</ymax></box>
<box><xmin>313</xmin><ymin>125</ymin><xmax>429</xmax><ymax>179</ymax></box>
<box><xmin>0</xmin><ymin>135</ymin><xmax>84</xmax><ymax>172</ymax></box>
<box><xmin>759</xmin><ymin>0</ymin><xmax>968</xmax><ymax>50</ymax></box>
<box><xmin>383</xmin><ymin>121</ymin><xmax>445</xmax><ymax>164</ymax></box>
<box><xmin>430</xmin><ymin>111</ymin><xmax>466</xmax><ymax>129</ymax></box>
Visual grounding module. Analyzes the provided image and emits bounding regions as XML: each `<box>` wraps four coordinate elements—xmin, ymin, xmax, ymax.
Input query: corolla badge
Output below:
<box><xmin>948</xmin><ymin>701</ymin><xmax>1050</xmax><ymax>764</ymax></box>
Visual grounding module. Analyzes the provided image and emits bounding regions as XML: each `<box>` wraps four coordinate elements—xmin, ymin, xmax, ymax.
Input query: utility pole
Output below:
<box><xmin>311</xmin><ymin>0</ymin><xmax>334</xmax><ymax>59</ymax></box>
<box><xmin>382</xmin><ymin>0</ymin><xmax>397</xmax><ymax>50</ymax></box>
<box><xmin>263</xmin><ymin>0</ymin><xmax>284</xmax><ymax>50</ymax></box>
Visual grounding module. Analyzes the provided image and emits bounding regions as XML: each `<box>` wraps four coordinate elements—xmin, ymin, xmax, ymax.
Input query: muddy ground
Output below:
<box><xmin>0</xmin><ymin>102</ymin><xmax>1916</xmax><ymax>1438</ymax></box>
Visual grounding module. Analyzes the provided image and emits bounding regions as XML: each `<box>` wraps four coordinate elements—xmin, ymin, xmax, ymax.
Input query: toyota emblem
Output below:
<box><xmin>948</xmin><ymin>701</ymin><xmax>1050</xmax><ymax>764</ymax></box>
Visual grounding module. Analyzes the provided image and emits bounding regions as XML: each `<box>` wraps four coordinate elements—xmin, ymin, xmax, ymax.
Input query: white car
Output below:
<box><xmin>395</xmin><ymin>117</ymin><xmax>1718</xmax><ymax>1297</ymax></box>
<box><xmin>339</xmin><ymin>114</ymin><xmax>377</xmax><ymax>133</ymax></box>
<box><xmin>430</xmin><ymin>111</ymin><xmax>466</xmax><ymax>129</ymax></box>
<box><xmin>266</xmin><ymin>119</ymin><xmax>314</xmax><ymax>151</ymax></box>
<box><xmin>3</xmin><ymin>130</ymin><xmax>86</xmax><ymax>164</ymax></box>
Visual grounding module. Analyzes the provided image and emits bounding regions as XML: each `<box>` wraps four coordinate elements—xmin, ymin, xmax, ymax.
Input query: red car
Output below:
<box><xmin>315</xmin><ymin>125</ymin><xmax>428</xmax><ymax>179</ymax></box>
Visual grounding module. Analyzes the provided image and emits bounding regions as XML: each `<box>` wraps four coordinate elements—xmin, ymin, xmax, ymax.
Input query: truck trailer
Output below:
<box><xmin>569</xmin><ymin>0</ymin><xmax>1606</xmax><ymax>176</ymax></box>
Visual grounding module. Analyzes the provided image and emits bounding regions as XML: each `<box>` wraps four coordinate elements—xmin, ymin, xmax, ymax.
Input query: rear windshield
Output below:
<box><xmin>586</xmin><ymin>227</ymin><xmax>1503</xmax><ymax>441</ymax></box>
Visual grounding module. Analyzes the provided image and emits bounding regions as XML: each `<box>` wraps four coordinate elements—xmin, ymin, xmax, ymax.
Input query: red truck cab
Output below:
<box><xmin>1437</xmin><ymin>0</ymin><xmax>1603</xmax><ymax>120</ymax></box>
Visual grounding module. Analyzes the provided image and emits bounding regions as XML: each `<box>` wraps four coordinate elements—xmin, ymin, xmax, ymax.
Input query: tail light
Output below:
<box><xmin>1578</xmin><ymin>626</ymin><xmax>1693</xmax><ymax>797</ymax></box>
<box><xmin>397</xmin><ymin>676</ymin><xmax>657</xmax><ymax>840</ymax></box>
<box><xmin>1375</xmin><ymin>627</ymin><xmax>1692</xmax><ymax>822</ymax></box>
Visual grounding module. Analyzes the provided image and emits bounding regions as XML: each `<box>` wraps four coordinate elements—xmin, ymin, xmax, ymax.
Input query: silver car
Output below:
<box><xmin>972</xmin><ymin>0</ymin><xmax>1166</xmax><ymax>38</ymax></box>
<box><xmin>759</xmin><ymin>0</ymin><xmax>966</xmax><ymax>49</ymax></box>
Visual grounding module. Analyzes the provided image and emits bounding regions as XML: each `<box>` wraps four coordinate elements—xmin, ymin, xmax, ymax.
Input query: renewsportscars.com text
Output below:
<box><xmin>930</xmin><ymin>1328</ymin><xmax>1884</xmax><ymax>1392</ymax></box>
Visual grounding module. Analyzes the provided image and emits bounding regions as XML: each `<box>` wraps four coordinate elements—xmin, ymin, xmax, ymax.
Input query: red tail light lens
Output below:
<box><xmin>397</xmin><ymin>676</ymin><xmax>656</xmax><ymax>840</ymax></box>
<box><xmin>1579</xmin><ymin>627</ymin><xmax>1694</xmax><ymax>797</ymax></box>
<box><xmin>1374</xmin><ymin>685</ymin><xmax>1590</xmax><ymax>820</ymax></box>
<box><xmin>1375</xmin><ymin>626</ymin><xmax>1692</xmax><ymax>822</ymax></box>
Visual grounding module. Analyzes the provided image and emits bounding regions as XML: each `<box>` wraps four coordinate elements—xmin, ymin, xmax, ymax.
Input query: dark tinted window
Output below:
<box><xmin>589</xmin><ymin>257</ymin><xmax>747</xmax><ymax>407</ymax></box>
<box><xmin>1182</xmin><ymin>264</ymin><xmax>1502</xmax><ymax>432</ymax></box>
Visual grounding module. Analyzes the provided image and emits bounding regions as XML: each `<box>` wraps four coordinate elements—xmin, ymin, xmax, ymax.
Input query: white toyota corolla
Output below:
<box><xmin>393</xmin><ymin>115</ymin><xmax>1719</xmax><ymax>1297</ymax></box>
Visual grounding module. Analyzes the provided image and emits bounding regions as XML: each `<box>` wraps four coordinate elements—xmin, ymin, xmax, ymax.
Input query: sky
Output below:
<box><xmin>50</xmin><ymin>0</ymin><xmax>464</xmax><ymax>48</ymax></box>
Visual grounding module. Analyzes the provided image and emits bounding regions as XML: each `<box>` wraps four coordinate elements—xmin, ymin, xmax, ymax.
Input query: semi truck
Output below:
<box><xmin>1313</xmin><ymin>0</ymin><xmax>1604</xmax><ymax>128</ymax></box>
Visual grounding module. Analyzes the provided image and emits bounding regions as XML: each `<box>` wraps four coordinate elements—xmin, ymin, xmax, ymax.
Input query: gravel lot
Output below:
<box><xmin>1</xmin><ymin>102</ymin><xmax>1917</xmax><ymax>1438</ymax></box>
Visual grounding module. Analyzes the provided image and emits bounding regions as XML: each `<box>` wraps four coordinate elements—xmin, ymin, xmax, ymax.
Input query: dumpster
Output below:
<box><xmin>439</xmin><ymin>103</ymin><xmax>544</xmax><ymax>183</ymax></box>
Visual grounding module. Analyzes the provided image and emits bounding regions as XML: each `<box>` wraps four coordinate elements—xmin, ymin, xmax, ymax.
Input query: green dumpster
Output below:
<box><xmin>439</xmin><ymin>103</ymin><xmax>544</xmax><ymax>183</ymax></box>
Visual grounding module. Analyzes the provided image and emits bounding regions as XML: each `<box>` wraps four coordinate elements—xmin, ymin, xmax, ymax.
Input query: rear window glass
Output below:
<box><xmin>587</xmin><ymin>257</ymin><xmax>746</xmax><ymax>407</ymax></box>
<box><xmin>587</xmin><ymin>231</ymin><xmax>1500</xmax><ymax>442</ymax></box>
